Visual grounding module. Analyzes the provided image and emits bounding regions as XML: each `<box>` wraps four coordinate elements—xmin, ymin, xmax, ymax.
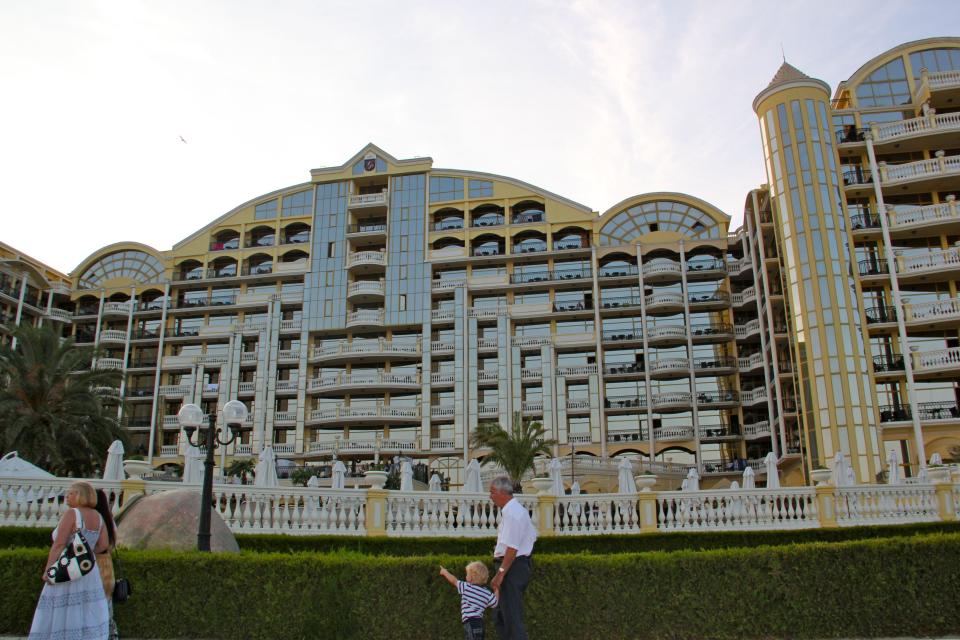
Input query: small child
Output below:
<box><xmin>439</xmin><ymin>562</ymin><xmax>499</xmax><ymax>640</ymax></box>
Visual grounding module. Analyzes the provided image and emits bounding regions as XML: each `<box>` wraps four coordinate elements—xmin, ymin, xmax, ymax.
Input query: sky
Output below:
<box><xmin>1</xmin><ymin>0</ymin><xmax>958</xmax><ymax>274</ymax></box>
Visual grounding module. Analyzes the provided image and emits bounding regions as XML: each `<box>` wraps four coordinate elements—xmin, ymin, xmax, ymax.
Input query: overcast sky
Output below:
<box><xmin>1</xmin><ymin>0</ymin><xmax>957</xmax><ymax>274</ymax></box>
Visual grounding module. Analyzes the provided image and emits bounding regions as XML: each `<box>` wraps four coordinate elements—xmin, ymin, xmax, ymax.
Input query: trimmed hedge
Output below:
<box><xmin>235</xmin><ymin>520</ymin><xmax>960</xmax><ymax>555</ymax></box>
<box><xmin>3</xmin><ymin>533</ymin><xmax>960</xmax><ymax>639</ymax></box>
<box><xmin>4</xmin><ymin>521</ymin><xmax>960</xmax><ymax>555</ymax></box>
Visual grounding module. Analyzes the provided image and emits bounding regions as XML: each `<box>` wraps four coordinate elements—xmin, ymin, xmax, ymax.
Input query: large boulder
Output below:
<box><xmin>117</xmin><ymin>490</ymin><xmax>239</xmax><ymax>553</ymax></box>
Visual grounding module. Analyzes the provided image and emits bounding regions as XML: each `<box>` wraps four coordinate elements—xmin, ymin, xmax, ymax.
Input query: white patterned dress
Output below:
<box><xmin>29</xmin><ymin>510</ymin><xmax>110</xmax><ymax>640</ymax></box>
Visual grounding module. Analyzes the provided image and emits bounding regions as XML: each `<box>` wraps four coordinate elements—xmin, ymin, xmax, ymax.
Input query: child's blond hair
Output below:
<box><xmin>465</xmin><ymin>561</ymin><xmax>489</xmax><ymax>584</ymax></box>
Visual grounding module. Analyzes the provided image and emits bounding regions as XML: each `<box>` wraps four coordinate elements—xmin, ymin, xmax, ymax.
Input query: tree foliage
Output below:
<box><xmin>226</xmin><ymin>458</ymin><xmax>257</xmax><ymax>484</ymax></box>
<box><xmin>0</xmin><ymin>324</ymin><xmax>125</xmax><ymax>476</ymax></box>
<box><xmin>469</xmin><ymin>411</ymin><xmax>555</xmax><ymax>490</ymax></box>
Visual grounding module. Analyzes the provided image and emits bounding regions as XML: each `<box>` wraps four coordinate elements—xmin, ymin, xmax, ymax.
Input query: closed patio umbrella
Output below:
<box><xmin>764</xmin><ymin>452</ymin><xmax>780</xmax><ymax>489</ymax></box>
<box><xmin>832</xmin><ymin>451</ymin><xmax>850</xmax><ymax>487</ymax></box>
<box><xmin>549</xmin><ymin>457</ymin><xmax>564</xmax><ymax>496</ymax></box>
<box><xmin>742</xmin><ymin>466</ymin><xmax>756</xmax><ymax>489</ymax></box>
<box><xmin>400</xmin><ymin>460</ymin><xmax>413</xmax><ymax>491</ymax></box>
<box><xmin>886</xmin><ymin>450</ymin><xmax>901</xmax><ymax>485</ymax></box>
<box><xmin>463</xmin><ymin>459</ymin><xmax>483</xmax><ymax>493</ymax></box>
<box><xmin>182</xmin><ymin>445</ymin><xmax>204</xmax><ymax>484</ymax></box>
<box><xmin>429</xmin><ymin>473</ymin><xmax>442</xmax><ymax>491</ymax></box>
<box><xmin>685</xmin><ymin>467</ymin><xmax>700</xmax><ymax>491</ymax></box>
<box><xmin>617</xmin><ymin>457</ymin><xmax>637</xmax><ymax>494</ymax></box>
<box><xmin>102</xmin><ymin>440</ymin><xmax>125</xmax><ymax>481</ymax></box>
<box><xmin>929</xmin><ymin>453</ymin><xmax>944</xmax><ymax>465</ymax></box>
<box><xmin>331</xmin><ymin>460</ymin><xmax>346</xmax><ymax>489</ymax></box>
<box><xmin>254</xmin><ymin>446</ymin><xmax>278</xmax><ymax>488</ymax></box>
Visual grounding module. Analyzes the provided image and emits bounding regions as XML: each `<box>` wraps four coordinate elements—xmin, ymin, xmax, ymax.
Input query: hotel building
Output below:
<box><xmin>4</xmin><ymin>38</ymin><xmax>959</xmax><ymax>489</ymax></box>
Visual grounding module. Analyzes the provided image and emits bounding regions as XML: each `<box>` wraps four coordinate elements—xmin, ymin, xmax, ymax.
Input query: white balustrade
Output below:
<box><xmin>906</xmin><ymin>296</ymin><xmax>960</xmax><ymax>323</ymax></box>
<box><xmin>384</xmin><ymin>492</ymin><xmax>537</xmax><ymax>537</ymax></box>
<box><xmin>103</xmin><ymin>302</ymin><xmax>131</xmax><ymax>314</ymax></box>
<box><xmin>160</xmin><ymin>445</ymin><xmax>179</xmax><ymax>456</ymax></box>
<box><xmin>898</xmin><ymin>246</ymin><xmax>960</xmax><ymax>276</ymax></box>
<box><xmin>650</xmin><ymin>358</ymin><xmax>690</xmax><ymax>374</ymax></box>
<box><xmin>554</xmin><ymin>493</ymin><xmax>642</xmax><ymax>534</ymax></box>
<box><xmin>347</xmin><ymin>280</ymin><xmax>385</xmax><ymax>297</ymax></box>
<box><xmin>872</xmin><ymin>111</ymin><xmax>960</xmax><ymax>143</ymax></box>
<box><xmin>314</xmin><ymin>338</ymin><xmax>420</xmax><ymax>359</ymax></box>
<box><xmin>834</xmin><ymin>485</ymin><xmax>938</xmax><ymax>525</ymax></box>
<box><xmin>743</xmin><ymin>421</ymin><xmax>771</xmax><ymax>438</ymax></box>
<box><xmin>348</xmin><ymin>191</ymin><xmax>387</xmax><ymax>208</ymax></box>
<box><xmin>201</xmin><ymin>484</ymin><xmax>366</xmax><ymax>535</ymax></box>
<box><xmin>656</xmin><ymin>488</ymin><xmax>819</xmax><ymax>531</ymax></box>
<box><xmin>881</xmin><ymin>153</ymin><xmax>960</xmax><ymax>185</ymax></box>
<box><xmin>556</xmin><ymin>364</ymin><xmax>598</xmax><ymax>376</ymax></box>
<box><xmin>347</xmin><ymin>309</ymin><xmax>385</xmax><ymax>326</ymax></box>
<box><xmin>912</xmin><ymin>346</ymin><xmax>960</xmax><ymax>374</ymax></box>
<box><xmin>0</xmin><ymin>479</ymin><xmax>125</xmax><ymax>527</ymax></box>
<box><xmin>431</xmin><ymin>438</ymin><xmax>455</xmax><ymax>449</ymax></box>
<box><xmin>925</xmin><ymin>69</ymin><xmax>960</xmax><ymax>90</ymax></box>
<box><xmin>654</xmin><ymin>426</ymin><xmax>694</xmax><ymax>441</ymax></box>
<box><xmin>520</xmin><ymin>368</ymin><xmax>542</xmax><ymax>380</ymax></box>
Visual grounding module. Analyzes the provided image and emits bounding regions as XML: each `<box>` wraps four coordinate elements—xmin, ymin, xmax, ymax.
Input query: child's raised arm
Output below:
<box><xmin>438</xmin><ymin>565</ymin><xmax>458</xmax><ymax>587</ymax></box>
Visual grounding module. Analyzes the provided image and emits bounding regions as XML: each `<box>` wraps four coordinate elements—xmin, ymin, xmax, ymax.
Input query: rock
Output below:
<box><xmin>117</xmin><ymin>490</ymin><xmax>239</xmax><ymax>553</ymax></box>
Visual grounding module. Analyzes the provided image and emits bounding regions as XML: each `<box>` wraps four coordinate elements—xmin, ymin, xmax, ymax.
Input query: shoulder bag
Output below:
<box><xmin>45</xmin><ymin>508</ymin><xmax>96</xmax><ymax>583</ymax></box>
<box><xmin>112</xmin><ymin>549</ymin><xmax>133</xmax><ymax>603</ymax></box>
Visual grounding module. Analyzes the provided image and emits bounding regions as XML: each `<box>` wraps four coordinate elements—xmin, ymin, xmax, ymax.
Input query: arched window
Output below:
<box><xmin>909</xmin><ymin>47</ymin><xmax>960</xmax><ymax>80</ymax></box>
<box><xmin>599</xmin><ymin>200</ymin><xmax>720</xmax><ymax>246</ymax></box>
<box><xmin>78</xmin><ymin>250</ymin><xmax>165</xmax><ymax>289</ymax></box>
<box><xmin>854</xmin><ymin>57</ymin><xmax>910</xmax><ymax>107</ymax></box>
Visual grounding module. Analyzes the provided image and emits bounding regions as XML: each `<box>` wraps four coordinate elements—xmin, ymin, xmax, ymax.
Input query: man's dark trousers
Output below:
<box><xmin>494</xmin><ymin>556</ymin><xmax>532</xmax><ymax>640</ymax></box>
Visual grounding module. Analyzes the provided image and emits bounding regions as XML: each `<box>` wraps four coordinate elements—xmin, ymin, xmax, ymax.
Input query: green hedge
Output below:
<box><xmin>3</xmin><ymin>533</ymin><xmax>960</xmax><ymax>639</ymax></box>
<box><xmin>4</xmin><ymin>521</ymin><xmax>960</xmax><ymax>555</ymax></box>
<box><xmin>235</xmin><ymin>520</ymin><xmax>960</xmax><ymax>555</ymax></box>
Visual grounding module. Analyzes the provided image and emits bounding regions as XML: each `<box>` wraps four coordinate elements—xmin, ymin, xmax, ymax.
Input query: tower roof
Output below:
<box><xmin>766</xmin><ymin>61</ymin><xmax>811</xmax><ymax>88</ymax></box>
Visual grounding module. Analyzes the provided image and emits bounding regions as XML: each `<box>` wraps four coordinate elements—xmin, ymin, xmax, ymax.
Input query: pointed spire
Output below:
<box><xmin>767</xmin><ymin>61</ymin><xmax>812</xmax><ymax>89</ymax></box>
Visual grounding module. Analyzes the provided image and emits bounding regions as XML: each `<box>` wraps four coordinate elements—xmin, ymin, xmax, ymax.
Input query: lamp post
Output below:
<box><xmin>177</xmin><ymin>400</ymin><xmax>247</xmax><ymax>552</ymax></box>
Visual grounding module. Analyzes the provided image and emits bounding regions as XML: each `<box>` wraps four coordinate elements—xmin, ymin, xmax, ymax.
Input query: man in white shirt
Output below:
<box><xmin>489</xmin><ymin>476</ymin><xmax>537</xmax><ymax>640</ymax></box>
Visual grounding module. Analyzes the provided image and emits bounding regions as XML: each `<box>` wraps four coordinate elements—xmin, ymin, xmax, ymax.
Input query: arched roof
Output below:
<box><xmin>72</xmin><ymin>242</ymin><xmax>166</xmax><ymax>289</ymax></box>
<box><xmin>597</xmin><ymin>193</ymin><xmax>730</xmax><ymax>246</ymax></box>
<box><xmin>834</xmin><ymin>37</ymin><xmax>960</xmax><ymax>103</ymax></box>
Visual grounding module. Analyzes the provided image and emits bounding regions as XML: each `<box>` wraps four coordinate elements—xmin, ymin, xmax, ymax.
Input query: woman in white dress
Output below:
<box><xmin>29</xmin><ymin>481</ymin><xmax>110</xmax><ymax>640</ymax></box>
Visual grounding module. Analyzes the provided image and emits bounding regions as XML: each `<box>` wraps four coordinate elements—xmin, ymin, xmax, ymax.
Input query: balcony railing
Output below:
<box><xmin>912</xmin><ymin>346</ymin><xmax>960</xmax><ymax>375</ymax></box>
<box><xmin>509</xmin><ymin>269</ymin><xmax>591</xmax><ymax>284</ymax></box>
<box><xmin>873</xmin><ymin>353</ymin><xmax>905</xmax><ymax>373</ymax></box>
<box><xmin>879</xmin><ymin>152</ymin><xmax>960</xmax><ymax>186</ymax></box>
<box><xmin>103</xmin><ymin>302</ymin><xmax>131</xmax><ymax>314</ymax></box>
<box><xmin>347</xmin><ymin>280</ymin><xmax>385</xmax><ymax>297</ymax></box>
<box><xmin>309</xmin><ymin>405</ymin><xmax>420</xmax><ymax>422</ymax></box>
<box><xmin>605</xmin><ymin>396</ymin><xmax>644</xmax><ymax>409</ymax></box>
<box><xmin>898</xmin><ymin>246</ymin><xmax>960</xmax><ymax>277</ymax></box>
<box><xmin>553</xmin><ymin>301</ymin><xmax>590</xmax><ymax>313</ymax></box>
<box><xmin>434</xmin><ymin>219</ymin><xmax>464</xmax><ymax>231</ymax></box>
<box><xmin>872</xmin><ymin>111</ymin><xmax>960</xmax><ymax>143</ymax></box>
<box><xmin>347</xmin><ymin>220</ymin><xmax>387</xmax><ymax>234</ymax></box>
<box><xmin>346</xmin><ymin>309</ymin><xmax>384</xmax><ymax>327</ymax></box>
<box><xmin>309</xmin><ymin>372</ymin><xmax>420</xmax><ymax>391</ymax></box>
<box><xmin>598</xmin><ymin>266</ymin><xmax>639</xmax><ymax>278</ymax></box>
<box><xmin>313</xmin><ymin>338</ymin><xmax>420</xmax><ymax>359</ymax></box>
<box><xmin>348</xmin><ymin>191</ymin><xmax>388</xmax><ymax>208</ymax></box>
<box><xmin>346</xmin><ymin>251</ymin><xmax>386</xmax><ymax>268</ymax></box>
<box><xmin>905</xmin><ymin>297</ymin><xmax>960</xmax><ymax>323</ymax></box>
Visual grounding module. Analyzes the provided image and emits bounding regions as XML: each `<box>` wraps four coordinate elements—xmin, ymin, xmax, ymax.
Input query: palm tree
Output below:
<box><xmin>0</xmin><ymin>324</ymin><xmax>125</xmax><ymax>476</ymax></box>
<box><xmin>225</xmin><ymin>458</ymin><xmax>256</xmax><ymax>484</ymax></box>
<box><xmin>470</xmin><ymin>411</ymin><xmax>555</xmax><ymax>491</ymax></box>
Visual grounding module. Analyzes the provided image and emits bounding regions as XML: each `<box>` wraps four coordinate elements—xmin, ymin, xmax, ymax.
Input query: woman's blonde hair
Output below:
<box><xmin>70</xmin><ymin>481</ymin><xmax>97</xmax><ymax>508</ymax></box>
<box><xmin>465</xmin><ymin>561</ymin><xmax>489</xmax><ymax>585</ymax></box>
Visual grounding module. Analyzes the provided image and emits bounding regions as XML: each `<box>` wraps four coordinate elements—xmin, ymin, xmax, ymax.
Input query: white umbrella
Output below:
<box><xmin>742</xmin><ymin>466</ymin><xmax>756</xmax><ymax>489</ymax></box>
<box><xmin>429</xmin><ymin>473</ymin><xmax>442</xmax><ymax>492</ymax></box>
<box><xmin>331</xmin><ymin>460</ymin><xmax>346</xmax><ymax>490</ymax></box>
<box><xmin>182</xmin><ymin>445</ymin><xmax>204</xmax><ymax>484</ymax></box>
<box><xmin>617</xmin><ymin>457</ymin><xmax>637</xmax><ymax>494</ymax></box>
<box><xmin>306</xmin><ymin>474</ymin><xmax>319</xmax><ymax>488</ymax></box>
<box><xmin>463</xmin><ymin>459</ymin><xmax>483</xmax><ymax>493</ymax></box>
<box><xmin>685</xmin><ymin>467</ymin><xmax>700</xmax><ymax>491</ymax></box>
<box><xmin>400</xmin><ymin>460</ymin><xmax>413</xmax><ymax>491</ymax></box>
<box><xmin>548</xmin><ymin>457</ymin><xmax>565</xmax><ymax>496</ymax></box>
<box><xmin>729</xmin><ymin>480</ymin><xmax>740</xmax><ymax>490</ymax></box>
<box><xmin>764</xmin><ymin>452</ymin><xmax>780</xmax><ymax>489</ymax></box>
<box><xmin>571</xmin><ymin>481</ymin><xmax>581</xmax><ymax>495</ymax></box>
<box><xmin>680</xmin><ymin>478</ymin><xmax>690</xmax><ymax>491</ymax></box>
<box><xmin>833</xmin><ymin>452</ymin><xmax>849</xmax><ymax>487</ymax></box>
<box><xmin>102</xmin><ymin>440</ymin><xmax>125</xmax><ymax>481</ymax></box>
<box><xmin>846</xmin><ymin>464</ymin><xmax>857</xmax><ymax>486</ymax></box>
<box><xmin>886</xmin><ymin>450</ymin><xmax>901</xmax><ymax>485</ymax></box>
<box><xmin>254</xmin><ymin>446</ymin><xmax>278</xmax><ymax>488</ymax></box>
<box><xmin>930</xmin><ymin>453</ymin><xmax>944</xmax><ymax>466</ymax></box>
<box><xmin>0</xmin><ymin>451</ymin><xmax>55</xmax><ymax>479</ymax></box>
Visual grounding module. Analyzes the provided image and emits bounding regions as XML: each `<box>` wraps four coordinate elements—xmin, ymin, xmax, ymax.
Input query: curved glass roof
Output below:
<box><xmin>599</xmin><ymin>200</ymin><xmax>721</xmax><ymax>246</ymax></box>
<box><xmin>78</xmin><ymin>250</ymin><xmax>165</xmax><ymax>289</ymax></box>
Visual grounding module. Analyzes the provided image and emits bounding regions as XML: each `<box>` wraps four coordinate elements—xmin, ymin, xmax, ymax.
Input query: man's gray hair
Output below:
<box><xmin>490</xmin><ymin>476</ymin><xmax>514</xmax><ymax>495</ymax></box>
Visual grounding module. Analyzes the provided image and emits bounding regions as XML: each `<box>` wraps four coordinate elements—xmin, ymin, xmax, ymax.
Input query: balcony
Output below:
<box><xmin>864</xmin><ymin>305</ymin><xmax>898</xmax><ymax>326</ymax></box>
<box><xmin>605</xmin><ymin>396</ymin><xmax>644</xmax><ymax>411</ymax></box>
<box><xmin>911</xmin><ymin>346</ymin><xmax>960</xmax><ymax>379</ymax></box>
<box><xmin>308</xmin><ymin>372</ymin><xmax>420</xmax><ymax>394</ymax></box>
<box><xmin>95</xmin><ymin>358</ymin><xmax>124</xmax><ymax>370</ymax></box>
<box><xmin>431</xmin><ymin>405</ymin><xmax>455</xmax><ymax>418</ymax></box>
<box><xmin>688</xmin><ymin>291</ymin><xmax>730</xmax><ymax>309</ymax></box>
<box><xmin>347</xmin><ymin>280</ymin><xmax>386</xmax><ymax>301</ymax></box>
<box><xmin>602</xmin><ymin>329</ymin><xmax>642</xmax><ymax>344</ymax></box>
<box><xmin>280</xmin><ymin>319</ymin><xmax>302</xmax><ymax>332</ymax></box>
<box><xmin>307</xmin><ymin>404</ymin><xmax>421</xmax><ymax>425</ymax></box>
<box><xmin>521</xmin><ymin>400</ymin><xmax>543</xmax><ymax>414</ymax></box>
<box><xmin>738</xmin><ymin>353</ymin><xmax>764</xmax><ymax>371</ymax></box>
<box><xmin>896</xmin><ymin>247</ymin><xmax>960</xmax><ymax>282</ymax></box>
<box><xmin>878</xmin><ymin>151</ymin><xmax>960</xmax><ymax>191</ymax></box>
<box><xmin>46</xmin><ymin>308</ymin><xmax>73</xmax><ymax>322</ymax></box>
<box><xmin>276</xmin><ymin>379</ymin><xmax>298</xmax><ymax>393</ymax></box>
<box><xmin>346</xmin><ymin>309</ymin><xmax>384</xmax><ymax>328</ymax></box>
<box><xmin>603</xmin><ymin>362</ymin><xmax>644</xmax><ymax>376</ymax></box>
<box><xmin>554</xmin><ymin>239</ymin><xmax>585</xmax><ymax>251</ymax></box>
<box><xmin>347</xmin><ymin>220</ymin><xmax>387</xmax><ymax>236</ymax></box>
<box><xmin>434</xmin><ymin>219</ymin><xmax>465</xmax><ymax>231</ymax></box>
<box><xmin>552</xmin><ymin>300</ymin><xmax>591</xmax><ymax>314</ymax></box>
<box><xmin>430</xmin><ymin>372</ymin><xmax>454</xmax><ymax>385</ymax></box>
<box><xmin>510</xmin><ymin>268</ymin><xmax>592</xmax><ymax>284</ymax></box>
<box><xmin>430</xmin><ymin>438</ymin><xmax>456</xmax><ymax>450</ymax></box>
<box><xmin>731</xmin><ymin>287</ymin><xmax>756</xmax><ymax>307</ymax></box>
<box><xmin>694</xmin><ymin>357</ymin><xmax>736</xmax><ymax>375</ymax></box>
<box><xmin>918</xmin><ymin>69</ymin><xmax>960</xmax><ymax>107</ymax></box>
<box><xmin>274</xmin><ymin>411</ymin><xmax>296</xmax><ymax>425</ymax></box>
<box><xmin>734</xmin><ymin>319</ymin><xmax>761</xmax><ymax>339</ymax></box>
<box><xmin>520</xmin><ymin>368</ymin><xmax>542</xmax><ymax>381</ymax></box>
<box><xmin>103</xmin><ymin>302</ymin><xmax>131</xmax><ymax>315</ymax></box>
<box><xmin>685</xmin><ymin>258</ymin><xmax>726</xmax><ymax>278</ymax></box>
<box><xmin>312</xmin><ymin>338</ymin><xmax>421</xmax><ymax>362</ymax></box>
<box><xmin>646</xmin><ymin>325</ymin><xmax>687</xmax><ymax>345</ymax></box>
<box><xmin>432</xmin><ymin>278</ymin><xmax>466</xmax><ymax>291</ymax></box>
<box><xmin>696</xmin><ymin>390</ymin><xmax>740</xmax><ymax>408</ymax></box>
<box><xmin>346</xmin><ymin>251</ymin><xmax>386</xmax><ymax>270</ymax></box>
<box><xmin>644</xmin><ymin>292</ymin><xmax>684</xmax><ymax>313</ymax></box>
<box><xmin>348</xmin><ymin>190</ymin><xmax>388</xmax><ymax>209</ymax></box>
<box><xmin>238</xmin><ymin>381</ymin><xmax>256</xmax><ymax>393</ymax></box>
<box><xmin>654</xmin><ymin>426</ymin><xmax>694</xmax><ymax>442</ymax></box>
<box><xmin>159</xmin><ymin>385</ymin><xmax>191</xmax><ymax>397</ymax></box>
<box><xmin>566</xmin><ymin>399</ymin><xmax>590</xmax><ymax>411</ymax></box>
<box><xmin>99</xmin><ymin>329</ymin><xmax>127</xmax><ymax>343</ymax></box>
<box><xmin>472</xmin><ymin>247</ymin><xmax>503</xmax><ymax>257</ymax></box>
<box><xmin>512</xmin><ymin>242</ymin><xmax>548</xmax><ymax>255</ymax></box>
<box><xmin>871</xmin><ymin>111</ymin><xmax>960</xmax><ymax>150</ymax></box>
<box><xmin>652</xmin><ymin>392</ymin><xmax>691</xmax><ymax>411</ymax></box>
<box><xmin>597</xmin><ymin>265</ymin><xmax>639</xmax><ymax>279</ymax></box>
<box><xmin>743</xmin><ymin>421</ymin><xmax>772</xmax><ymax>439</ymax></box>
<box><xmin>308</xmin><ymin>438</ymin><xmax>417</xmax><ymax>455</ymax></box>
<box><xmin>905</xmin><ymin>297</ymin><xmax>960</xmax><ymax>327</ymax></box>
<box><xmin>740</xmin><ymin>388</ymin><xmax>768</xmax><ymax>406</ymax></box>
<box><xmin>642</xmin><ymin>260</ymin><xmax>681</xmax><ymax>282</ymax></box>
<box><xmin>649</xmin><ymin>358</ymin><xmax>690</xmax><ymax>378</ymax></box>
<box><xmin>431</xmin><ymin>308</ymin><xmax>455</xmax><ymax>322</ymax></box>
<box><xmin>600</xmin><ymin>296</ymin><xmax>642</xmax><ymax>312</ymax></box>
<box><xmin>556</xmin><ymin>364</ymin><xmax>597</xmax><ymax>377</ymax></box>
<box><xmin>872</xmin><ymin>353</ymin><xmax>905</xmax><ymax>375</ymax></box>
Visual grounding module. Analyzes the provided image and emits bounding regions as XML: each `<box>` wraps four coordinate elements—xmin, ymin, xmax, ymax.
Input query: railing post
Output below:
<box><xmin>365</xmin><ymin>488</ymin><xmax>388</xmax><ymax>536</ymax></box>
<box><xmin>121</xmin><ymin>478</ymin><xmax>147</xmax><ymax>505</ymax></box>
<box><xmin>638</xmin><ymin>491</ymin><xmax>659</xmax><ymax>532</ymax></box>
<box><xmin>815</xmin><ymin>486</ymin><xmax>838</xmax><ymax>528</ymax></box>
<box><xmin>537</xmin><ymin>494</ymin><xmax>556</xmax><ymax>537</ymax></box>
<box><xmin>935</xmin><ymin>149</ymin><xmax>946</xmax><ymax>173</ymax></box>
<box><xmin>934</xmin><ymin>482</ymin><xmax>956</xmax><ymax>521</ymax></box>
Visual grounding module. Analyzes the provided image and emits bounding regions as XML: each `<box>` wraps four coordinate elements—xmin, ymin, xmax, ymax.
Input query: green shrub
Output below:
<box><xmin>3</xmin><ymin>533</ymin><xmax>960</xmax><ymax>639</ymax></box>
<box><xmin>234</xmin><ymin>521</ymin><xmax>960</xmax><ymax>555</ymax></box>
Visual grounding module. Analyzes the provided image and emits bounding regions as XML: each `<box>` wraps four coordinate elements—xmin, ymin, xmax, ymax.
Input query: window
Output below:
<box><xmin>254</xmin><ymin>200</ymin><xmax>277</xmax><ymax>220</ymax></box>
<box><xmin>399</xmin><ymin>295</ymin><xmax>407</xmax><ymax>311</ymax></box>
<box><xmin>325</xmin><ymin>271</ymin><xmax>334</xmax><ymax>286</ymax></box>
<box><xmin>327</xmin><ymin>242</ymin><xmax>336</xmax><ymax>258</ymax></box>
<box><xmin>469</xmin><ymin>179</ymin><xmax>493</xmax><ymax>198</ymax></box>
<box><xmin>430</xmin><ymin>176</ymin><xmax>464</xmax><ymax>202</ymax></box>
<box><xmin>324</xmin><ymin>300</ymin><xmax>333</xmax><ymax>317</ymax></box>
<box><xmin>282</xmin><ymin>190</ymin><xmax>312</xmax><ymax>217</ymax></box>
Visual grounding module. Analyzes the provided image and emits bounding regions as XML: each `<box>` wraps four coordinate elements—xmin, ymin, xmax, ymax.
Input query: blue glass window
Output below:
<box><xmin>281</xmin><ymin>190</ymin><xmax>312</xmax><ymax>217</ymax></box>
<box><xmin>430</xmin><ymin>176</ymin><xmax>464</xmax><ymax>202</ymax></box>
<box><xmin>469</xmin><ymin>179</ymin><xmax>493</xmax><ymax>198</ymax></box>
<box><xmin>254</xmin><ymin>199</ymin><xmax>277</xmax><ymax>220</ymax></box>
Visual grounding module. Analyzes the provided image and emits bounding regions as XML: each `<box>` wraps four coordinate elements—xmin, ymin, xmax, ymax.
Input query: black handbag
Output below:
<box><xmin>112</xmin><ymin>550</ymin><xmax>132</xmax><ymax>603</ymax></box>
<box><xmin>46</xmin><ymin>508</ymin><xmax>96</xmax><ymax>583</ymax></box>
